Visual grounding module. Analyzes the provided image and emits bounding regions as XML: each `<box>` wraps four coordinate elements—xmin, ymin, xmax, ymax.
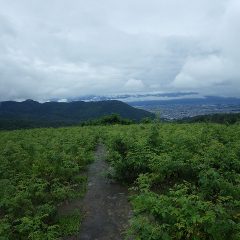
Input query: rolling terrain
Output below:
<box><xmin>0</xmin><ymin>100</ymin><xmax>154</xmax><ymax>130</ymax></box>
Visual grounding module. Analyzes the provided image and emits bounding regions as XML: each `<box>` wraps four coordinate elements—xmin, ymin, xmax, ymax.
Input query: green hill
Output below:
<box><xmin>0</xmin><ymin>100</ymin><xmax>154</xmax><ymax>130</ymax></box>
<box><xmin>181</xmin><ymin>112</ymin><xmax>240</xmax><ymax>124</ymax></box>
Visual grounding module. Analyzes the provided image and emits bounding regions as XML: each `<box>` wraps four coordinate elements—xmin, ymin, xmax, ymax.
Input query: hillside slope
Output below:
<box><xmin>180</xmin><ymin>112</ymin><xmax>240</xmax><ymax>124</ymax></box>
<box><xmin>0</xmin><ymin>100</ymin><xmax>154</xmax><ymax>129</ymax></box>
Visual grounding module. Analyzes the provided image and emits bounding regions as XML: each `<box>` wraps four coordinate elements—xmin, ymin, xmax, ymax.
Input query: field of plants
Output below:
<box><xmin>1</xmin><ymin>122</ymin><xmax>240</xmax><ymax>239</ymax></box>
<box><xmin>103</xmin><ymin>123</ymin><xmax>240</xmax><ymax>240</ymax></box>
<box><xmin>0</xmin><ymin>127</ymin><xmax>98</xmax><ymax>239</ymax></box>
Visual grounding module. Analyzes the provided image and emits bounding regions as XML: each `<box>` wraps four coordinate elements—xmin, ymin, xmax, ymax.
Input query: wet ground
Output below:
<box><xmin>64</xmin><ymin>144</ymin><xmax>131</xmax><ymax>240</ymax></box>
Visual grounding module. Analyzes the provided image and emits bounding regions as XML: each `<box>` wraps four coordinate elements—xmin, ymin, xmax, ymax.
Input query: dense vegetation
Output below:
<box><xmin>103</xmin><ymin>123</ymin><xmax>240</xmax><ymax>239</ymax></box>
<box><xmin>0</xmin><ymin>100</ymin><xmax>154</xmax><ymax>130</ymax></box>
<box><xmin>1</xmin><ymin>121</ymin><xmax>240</xmax><ymax>239</ymax></box>
<box><xmin>182</xmin><ymin>112</ymin><xmax>240</xmax><ymax>124</ymax></box>
<box><xmin>0</xmin><ymin>127</ymin><xmax>98</xmax><ymax>239</ymax></box>
<box><xmin>0</xmin><ymin>114</ymin><xmax>137</xmax><ymax>132</ymax></box>
<box><xmin>80</xmin><ymin>114</ymin><xmax>135</xmax><ymax>126</ymax></box>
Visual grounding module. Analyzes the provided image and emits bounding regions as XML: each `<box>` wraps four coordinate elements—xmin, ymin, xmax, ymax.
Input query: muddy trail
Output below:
<box><xmin>65</xmin><ymin>144</ymin><xmax>132</xmax><ymax>240</ymax></box>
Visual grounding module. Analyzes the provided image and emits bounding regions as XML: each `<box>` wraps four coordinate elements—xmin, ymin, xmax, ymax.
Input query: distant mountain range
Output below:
<box><xmin>0</xmin><ymin>100</ymin><xmax>154</xmax><ymax>130</ymax></box>
<box><xmin>68</xmin><ymin>92</ymin><xmax>198</xmax><ymax>102</ymax></box>
<box><xmin>57</xmin><ymin>93</ymin><xmax>240</xmax><ymax>106</ymax></box>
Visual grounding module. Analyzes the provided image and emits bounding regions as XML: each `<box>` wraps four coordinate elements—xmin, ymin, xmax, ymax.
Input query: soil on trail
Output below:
<box><xmin>65</xmin><ymin>144</ymin><xmax>132</xmax><ymax>240</ymax></box>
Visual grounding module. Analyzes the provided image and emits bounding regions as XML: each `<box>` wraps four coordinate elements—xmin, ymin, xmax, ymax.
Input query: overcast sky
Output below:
<box><xmin>0</xmin><ymin>0</ymin><xmax>240</xmax><ymax>101</ymax></box>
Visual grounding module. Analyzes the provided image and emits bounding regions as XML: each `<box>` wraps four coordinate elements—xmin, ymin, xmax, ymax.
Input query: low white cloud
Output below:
<box><xmin>173</xmin><ymin>55</ymin><xmax>229</xmax><ymax>88</ymax></box>
<box><xmin>172</xmin><ymin>0</ymin><xmax>240</xmax><ymax>97</ymax></box>
<box><xmin>124</xmin><ymin>79</ymin><xmax>145</xmax><ymax>91</ymax></box>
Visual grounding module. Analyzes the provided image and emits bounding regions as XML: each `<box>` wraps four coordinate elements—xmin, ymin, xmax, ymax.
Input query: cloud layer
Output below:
<box><xmin>0</xmin><ymin>0</ymin><xmax>240</xmax><ymax>101</ymax></box>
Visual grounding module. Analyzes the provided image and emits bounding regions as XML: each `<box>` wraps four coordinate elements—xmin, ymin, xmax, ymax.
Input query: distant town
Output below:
<box><xmin>134</xmin><ymin>103</ymin><xmax>240</xmax><ymax>120</ymax></box>
<box><xmin>126</xmin><ymin>96</ymin><xmax>240</xmax><ymax>120</ymax></box>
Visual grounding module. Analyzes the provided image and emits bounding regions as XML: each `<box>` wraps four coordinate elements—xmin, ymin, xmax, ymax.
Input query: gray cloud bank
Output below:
<box><xmin>0</xmin><ymin>0</ymin><xmax>240</xmax><ymax>101</ymax></box>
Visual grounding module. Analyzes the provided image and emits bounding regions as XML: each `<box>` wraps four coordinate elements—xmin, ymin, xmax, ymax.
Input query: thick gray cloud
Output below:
<box><xmin>0</xmin><ymin>0</ymin><xmax>239</xmax><ymax>101</ymax></box>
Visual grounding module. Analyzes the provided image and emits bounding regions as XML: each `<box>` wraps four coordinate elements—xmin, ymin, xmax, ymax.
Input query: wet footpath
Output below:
<box><xmin>65</xmin><ymin>144</ymin><xmax>132</xmax><ymax>240</ymax></box>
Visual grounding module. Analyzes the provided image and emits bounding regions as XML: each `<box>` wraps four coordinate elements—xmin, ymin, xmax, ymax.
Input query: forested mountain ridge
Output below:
<box><xmin>0</xmin><ymin>100</ymin><xmax>154</xmax><ymax>130</ymax></box>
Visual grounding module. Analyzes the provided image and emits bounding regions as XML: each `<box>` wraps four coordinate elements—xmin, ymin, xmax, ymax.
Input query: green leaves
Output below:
<box><xmin>130</xmin><ymin>182</ymin><xmax>239</xmax><ymax>239</ymax></box>
<box><xmin>1</xmin><ymin>122</ymin><xmax>240</xmax><ymax>239</ymax></box>
<box><xmin>104</xmin><ymin>123</ymin><xmax>240</xmax><ymax>239</ymax></box>
<box><xmin>0</xmin><ymin>126</ymin><xmax>96</xmax><ymax>239</ymax></box>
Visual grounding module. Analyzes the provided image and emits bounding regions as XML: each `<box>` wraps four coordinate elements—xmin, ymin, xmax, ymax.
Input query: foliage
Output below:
<box><xmin>103</xmin><ymin>123</ymin><xmax>240</xmax><ymax>239</ymax></box>
<box><xmin>181</xmin><ymin>112</ymin><xmax>240</xmax><ymax>124</ymax></box>
<box><xmin>58</xmin><ymin>210</ymin><xmax>82</xmax><ymax>236</ymax></box>
<box><xmin>80</xmin><ymin>114</ymin><xmax>134</xmax><ymax>126</ymax></box>
<box><xmin>1</xmin><ymin>122</ymin><xmax>240</xmax><ymax>239</ymax></box>
<box><xmin>0</xmin><ymin>126</ymin><xmax>97</xmax><ymax>239</ymax></box>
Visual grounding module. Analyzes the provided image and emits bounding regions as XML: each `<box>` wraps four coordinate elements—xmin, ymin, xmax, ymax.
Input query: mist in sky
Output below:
<box><xmin>0</xmin><ymin>0</ymin><xmax>240</xmax><ymax>101</ymax></box>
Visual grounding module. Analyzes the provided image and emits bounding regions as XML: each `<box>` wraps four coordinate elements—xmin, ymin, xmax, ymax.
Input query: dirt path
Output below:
<box><xmin>66</xmin><ymin>144</ymin><xmax>131</xmax><ymax>240</ymax></box>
